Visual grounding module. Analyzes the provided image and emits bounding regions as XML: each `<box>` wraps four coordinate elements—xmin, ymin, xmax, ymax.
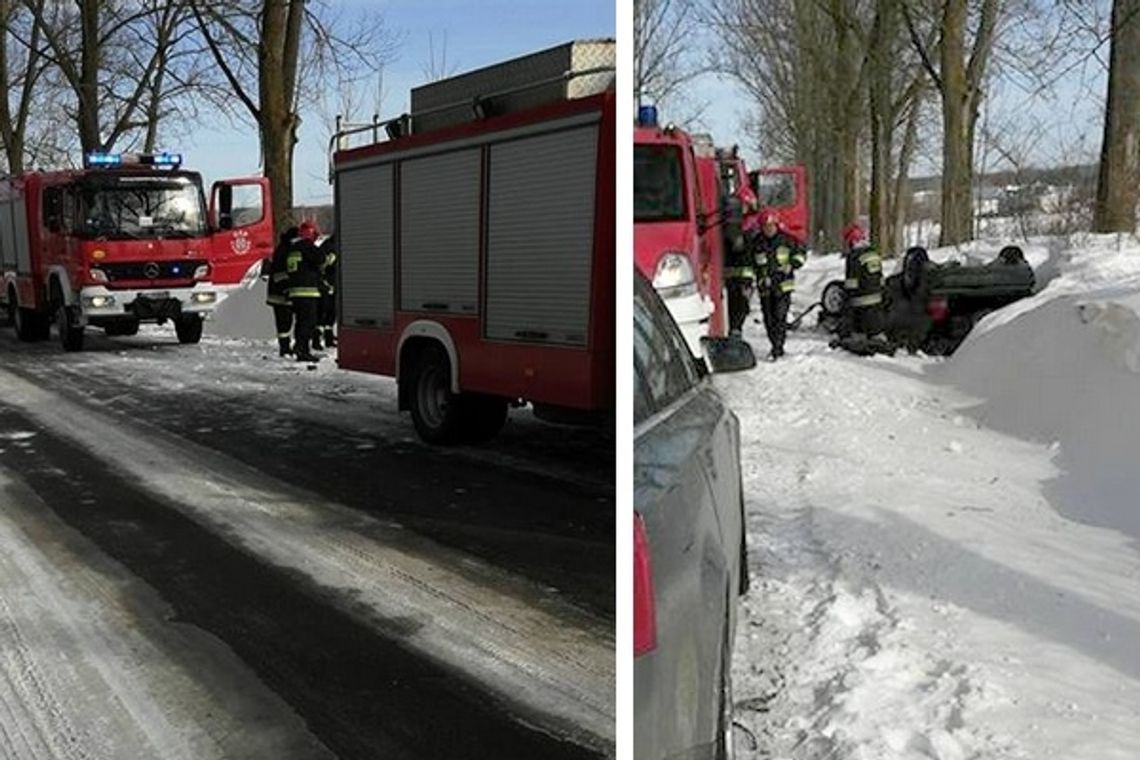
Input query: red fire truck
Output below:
<box><xmin>330</xmin><ymin>41</ymin><xmax>615</xmax><ymax>444</ymax></box>
<box><xmin>634</xmin><ymin>111</ymin><xmax>726</xmax><ymax>354</ymax></box>
<box><xmin>750</xmin><ymin>165</ymin><xmax>809</xmax><ymax>245</ymax></box>
<box><xmin>0</xmin><ymin>152</ymin><xmax>272</xmax><ymax>350</ymax></box>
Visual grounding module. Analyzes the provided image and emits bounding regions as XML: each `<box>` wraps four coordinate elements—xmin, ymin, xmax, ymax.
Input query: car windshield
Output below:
<box><xmin>757</xmin><ymin>172</ymin><xmax>796</xmax><ymax>208</ymax></box>
<box><xmin>78</xmin><ymin>175</ymin><xmax>207</xmax><ymax>239</ymax></box>
<box><xmin>635</xmin><ymin>144</ymin><xmax>686</xmax><ymax>222</ymax></box>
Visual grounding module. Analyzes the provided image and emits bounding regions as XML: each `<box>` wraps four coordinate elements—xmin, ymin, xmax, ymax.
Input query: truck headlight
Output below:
<box><xmin>84</xmin><ymin>295</ymin><xmax>116</xmax><ymax>308</ymax></box>
<box><xmin>653</xmin><ymin>253</ymin><xmax>698</xmax><ymax>299</ymax></box>
<box><xmin>190</xmin><ymin>292</ymin><xmax>216</xmax><ymax>304</ymax></box>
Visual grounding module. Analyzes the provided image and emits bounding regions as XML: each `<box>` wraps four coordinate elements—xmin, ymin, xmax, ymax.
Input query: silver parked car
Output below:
<box><xmin>634</xmin><ymin>270</ymin><xmax>752</xmax><ymax>759</ymax></box>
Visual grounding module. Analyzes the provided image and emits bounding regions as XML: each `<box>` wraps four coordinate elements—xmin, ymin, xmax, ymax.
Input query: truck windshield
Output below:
<box><xmin>78</xmin><ymin>175</ymin><xmax>207</xmax><ymax>239</ymax></box>
<box><xmin>635</xmin><ymin>144</ymin><xmax>686</xmax><ymax>222</ymax></box>
<box><xmin>757</xmin><ymin>172</ymin><xmax>796</xmax><ymax>208</ymax></box>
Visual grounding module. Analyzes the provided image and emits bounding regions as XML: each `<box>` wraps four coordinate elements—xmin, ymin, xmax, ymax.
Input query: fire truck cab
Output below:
<box><xmin>331</xmin><ymin>40</ymin><xmax>615</xmax><ymax>444</ymax></box>
<box><xmin>0</xmin><ymin>152</ymin><xmax>272</xmax><ymax>350</ymax></box>
<box><xmin>634</xmin><ymin>108</ymin><xmax>726</xmax><ymax>354</ymax></box>
<box><xmin>750</xmin><ymin>165</ymin><xmax>809</xmax><ymax>245</ymax></box>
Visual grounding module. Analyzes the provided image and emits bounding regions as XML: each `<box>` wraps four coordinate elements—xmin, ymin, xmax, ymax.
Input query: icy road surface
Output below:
<box><xmin>728</xmin><ymin>234</ymin><xmax>1140</xmax><ymax>759</ymax></box>
<box><xmin>0</xmin><ymin>278</ymin><xmax>614</xmax><ymax>758</ymax></box>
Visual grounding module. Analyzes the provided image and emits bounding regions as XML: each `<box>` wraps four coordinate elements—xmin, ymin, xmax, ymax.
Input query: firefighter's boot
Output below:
<box><xmin>278</xmin><ymin>338</ymin><xmax>294</xmax><ymax>357</ymax></box>
<box><xmin>312</xmin><ymin>333</ymin><xmax>323</xmax><ymax>351</ymax></box>
<box><xmin>323</xmin><ymin>329</ymin><xmax>337</xmax><ymax>348</ymax></box>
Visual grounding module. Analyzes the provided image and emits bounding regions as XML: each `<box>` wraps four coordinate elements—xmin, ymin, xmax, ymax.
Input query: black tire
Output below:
<box><xmin>174</xmin><ymin>314</ymin><xmax>204</xmax><ymax>344</ymax></box>
<box><xmin>461</xmin><ymin>394</ymin><xmax>509</xmax><ymax>443</ymax></box>
<box><xmin>820</xmin><ymin>280</ymin><xmax>848</xmax><ymax>317</ymax></box>
<box><xmin>52</xmin><ymin>283</ymin><xmax>84</xmax><ymax>352</ymax></box>
<box><xmin>902</xmin><ymin>247</ymin><xmax>930</xmax><ymax>298</ymax></box>
<box><xmin>104</xmin><ymin>319</ymin><xmax>140</xmax><ymax>337</ymax></box>
<box><xmin>407</xmin><ymin>345</ymin><xmax>463</xmax><ymax>444</ymax></box>
<box><xmin>998</xmin><ymin>245</ymin><xmax>1026</xmax><ymax>265</ymax></box>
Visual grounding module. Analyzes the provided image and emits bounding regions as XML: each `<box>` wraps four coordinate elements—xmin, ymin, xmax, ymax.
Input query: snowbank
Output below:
<box><xmin>936</xmin><ymin>233</ymin><xmax>1140</xmax><ymax>540</ymax></box>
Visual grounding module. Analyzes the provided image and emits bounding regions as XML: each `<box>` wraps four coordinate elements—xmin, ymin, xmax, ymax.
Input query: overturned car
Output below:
<box><xmin>819</xmin><ymin>245</ymin><xmax>1036</xmax><ymax>355</ymax></box>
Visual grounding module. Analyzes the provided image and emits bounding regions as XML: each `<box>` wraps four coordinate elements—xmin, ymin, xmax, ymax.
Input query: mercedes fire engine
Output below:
<box><xmin>0</xmin><ymin>152</ymin><xmax>272</xmax><ymax>350</ymax></box>
<box><xmin>330</xmin><ymin>40</ymin><xmax>615</xmax><ymax>444</ymax></box>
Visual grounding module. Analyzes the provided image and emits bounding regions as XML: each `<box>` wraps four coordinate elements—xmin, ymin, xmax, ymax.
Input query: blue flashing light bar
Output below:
<box><xmin>637</xmin><ymin>104</ymin><xmax>658</xmax><ymax>127</ymax></box>
<box><xmin>83</xmin><ymin>151</ymin><xmax>183</xmax><ymax>168</ymax></box>
<box><xmin>85</xmin><ymin>152</ymin><xmax>123</xmax><ymax>166</ymax></box>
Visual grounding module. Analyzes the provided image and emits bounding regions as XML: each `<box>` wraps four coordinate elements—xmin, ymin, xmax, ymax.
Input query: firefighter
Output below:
<box><xmin>315</xmin><ymin>233</ymin><xmax>338</xmax><ymax>350</ymax></box>
<box><xmin>725</xmin><ymin>186</ymin><xmax>759</xmax><ymax>338</ymax></box>
<box><xmin>286</xmin><ymin>220</ymin><xmax>326</xmax><ymax>363</ymax></box>
<box><xmin>750</xmin><ymin>210</ymin><xmax>806</xmax><ymax>360</ymax></box>
<box><xmin>265</xmin><ymin>225</ymin><xmax>298</xmax><ymax>357</ymax></box>
<box><xmin>841</xmin><ymin>222</ymin><xmax>888</xmax><ymax>348</ymax></box>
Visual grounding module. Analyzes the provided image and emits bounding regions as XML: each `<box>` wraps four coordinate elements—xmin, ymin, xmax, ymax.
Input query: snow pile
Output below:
<box><xmin>210</xmin><ymin>277</ymin><xmax>276</xmax><ymax>340</ymax></box>
<box><xmin>938</xmin><ymin>232</ymin><xmax>1140</xmax><ymax>538</ymax></box>
<box><xmin>721</xmin><ymin>232</ymin><xmax>1140</xmax><ymax>759</ymax></box>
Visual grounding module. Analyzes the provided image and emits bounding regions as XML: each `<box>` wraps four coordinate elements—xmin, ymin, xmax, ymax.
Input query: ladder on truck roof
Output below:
<box><xmin>327</xmin><ymin>39</ymin><xmax>614</xmax><ymax>181</ymax></box>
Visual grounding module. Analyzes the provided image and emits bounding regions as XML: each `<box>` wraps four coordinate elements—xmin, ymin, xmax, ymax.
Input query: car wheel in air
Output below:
<box><xmin>821</xmin><ymin>280</ymin><xmax>848</xmax><ymax>317</ymax></box>
<box><xmin>902</xmin><ymin>247</ymin><xmax>930</xmax><ymax>298</ymax></box>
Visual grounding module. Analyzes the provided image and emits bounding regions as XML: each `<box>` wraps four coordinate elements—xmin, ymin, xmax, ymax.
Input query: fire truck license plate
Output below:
<box><xmin>138</xmin><ymin>291</ymin><xmax>170</xmax><ymax>300</ymax></box>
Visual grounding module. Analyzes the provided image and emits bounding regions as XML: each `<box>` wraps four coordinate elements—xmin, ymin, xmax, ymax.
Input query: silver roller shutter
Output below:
<box><xmin>400</xmin><ymin>149</ymin><xmax>480</xmax><ymax>314</ymax></box>
<box><xmin>338</xmin><ymin>164</ymin><xmax>395</xmax><ymax>329</ymax></box>
<box><xmin>485</xmin><ymin>125</ymin><xmax>598</xmax><ymax>346</ymax></box>
<box><xmin>0</xmin><ymin>202</ymin><xmax>15</xmax><ymax>270</ymax></box>
<box><xmin>13</xmin><ymin>197</ymin><xmax>30</xmax><ymax>273</ymax></box>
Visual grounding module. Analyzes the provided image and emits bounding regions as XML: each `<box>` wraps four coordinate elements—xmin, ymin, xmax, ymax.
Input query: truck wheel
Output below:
<box><xmin>902</xmin><ymin>247</ymin><xmax>929</xmax><ymax>298</ymax></box>
<box><xmin>174</xmin><ymin>314</ymin><xmax>204</xmax><ymax>344</ymax></box>
<box><xmin>820</xmin><ymin>280</ymin><xmax>848</xmax><ymax>317</ymax></box>
<box><xmin>53</xmin><ymin>290</ymin><xmax>85</xmax><ymax>352</ymax></box>
<box><xmin>461</xmin><ymin>395</ymin><xmax>508</xmax><ymax>443</ymax></box>
<box><xmin>408</xmin><ymin>345</ymin><xmax>463</xmax><ymax>444</ymax></box>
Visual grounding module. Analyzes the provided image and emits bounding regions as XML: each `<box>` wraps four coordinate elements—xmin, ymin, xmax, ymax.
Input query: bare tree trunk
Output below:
<box><xmin>891</xmin><ymin>96</ymin><xmax>922</xmax><ymax>253</ymax></box>
<box><xmin>1094</xmin><ymin>0</ymin><xmax>1140</xmax><ymax>232</ymax></box>
<box><xmin>78</xmin><ymin>0</ymin><xmax>101</xmax><ymax>151</ymax></box>
<box><xmin>257</xmin><ymin>0</ymin><xmax>303</xmax><ymax>230</ymax></box>
<box><xmin>939</xmin><ymin>0</ymin><xmax>972</xmax><ymax>245</ymax></box>
<box><xmin>868</xmin><ymin>0</ymin><xmax>897</xmax><ymax>249</ymax></box>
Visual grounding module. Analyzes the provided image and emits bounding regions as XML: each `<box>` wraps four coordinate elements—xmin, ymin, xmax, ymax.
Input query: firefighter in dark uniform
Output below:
<box><xmin>840</xmin><ymin>222</ymin><xmax>888</xmax><ymax>349</ymax></box>
<box><xmin>750</xmin><ymin>211</ymin><xmax>806</xmax><ymax>360</ymax></box>
<box><xmin>265</xmin><ymin>225</ymin><xmax>298</xmax><ymax>357</ymax></box>
<box><xmin>724</xmin><ymin>195</ymin><xmax>758</xmax><ymax>338</ymax></box>
<box><xmin>286</xmin><ymin>221</ymin><xmax>325</xmax><ymax>362</ymax></box>
<box><xmin>315</xmin><ymin>233</ymin><xmax>337</xmax><ymax>350</ymax></box>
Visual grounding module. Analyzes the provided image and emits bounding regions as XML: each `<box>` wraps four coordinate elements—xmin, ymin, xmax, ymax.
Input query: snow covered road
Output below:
<box><xmin>0</xmin><ymin>309</ymin><xmax>614</xmax><ymax>757</ymax></box>
<box><xmin>725</xmin><ymin>235</ymin><xmax>1140</xmax><ymax>759</ymax></box>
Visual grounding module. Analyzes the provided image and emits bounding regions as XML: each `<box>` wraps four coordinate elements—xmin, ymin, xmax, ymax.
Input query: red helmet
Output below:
<box><xmin>298</xmin><ymin>220</ymin><xmax>319</xmax><ymax>242</ymax></box>
<box><xmin>843</xmin><ymin>222</ymin><xmax>866</xmax><ymax>247</ymax></box>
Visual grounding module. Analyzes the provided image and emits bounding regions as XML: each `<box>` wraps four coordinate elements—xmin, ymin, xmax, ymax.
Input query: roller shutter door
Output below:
<box><xmin>338</xmin><ymin>164</ymin><xmax>395</xmax><ymax>328</ymax></box>
<box><xmin>485</xmin><ymin>125</ymin><xmax>598</xmax><ymax>345</ymax></box>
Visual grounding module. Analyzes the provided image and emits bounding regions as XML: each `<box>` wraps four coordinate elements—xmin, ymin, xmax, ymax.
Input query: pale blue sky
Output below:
<box><xmin>183</xmin><ymin>1</ymin><xmax>615</xmax><ymax>205</ymax></box>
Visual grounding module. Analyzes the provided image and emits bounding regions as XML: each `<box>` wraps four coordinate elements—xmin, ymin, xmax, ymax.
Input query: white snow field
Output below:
<box><xmin>724</xmin><ymin>234</ymin><xmax>1140</xmax><ymax>759</ymax></box>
